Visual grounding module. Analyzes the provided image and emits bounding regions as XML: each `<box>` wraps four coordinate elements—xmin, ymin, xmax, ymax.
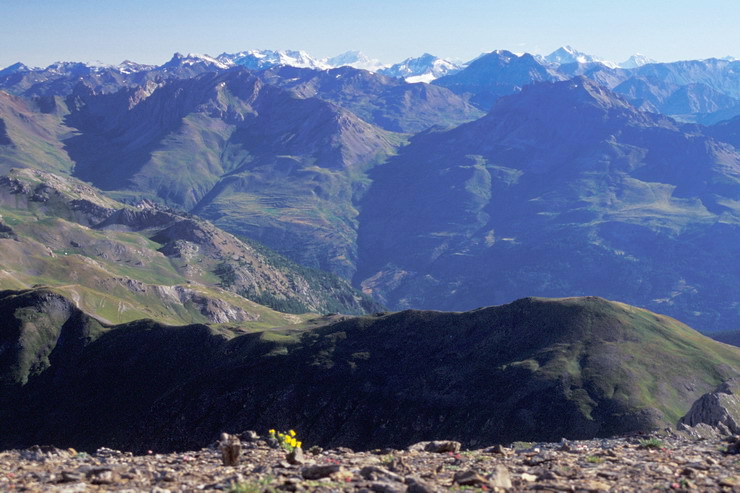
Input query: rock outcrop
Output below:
<box><xmin>678</xmin><ymin>379</ymin><xmax>740</xmax><ymax>437</ymax></box>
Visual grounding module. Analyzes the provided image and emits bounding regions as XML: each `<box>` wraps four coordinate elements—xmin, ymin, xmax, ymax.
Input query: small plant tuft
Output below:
<box><xmin>638</xmin><ymin>438</ymin><xmax>665</xmax><ymax>449</ymax></box>
<box><xmin>228</xmin><ymin>475</ymin><xmax>276</xmax><ymax>493</ymax></box>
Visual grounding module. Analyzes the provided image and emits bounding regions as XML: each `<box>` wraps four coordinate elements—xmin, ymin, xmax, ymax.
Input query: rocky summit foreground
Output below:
<box><xmin>2</xmin><ymin>433</ymin><xmax>740</xmax><ymax>492</ymax></box>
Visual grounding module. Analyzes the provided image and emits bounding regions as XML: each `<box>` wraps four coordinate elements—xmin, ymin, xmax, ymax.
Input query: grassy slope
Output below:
<box><xmin>0</xmin><ymin>93</ymin><xmax>75</xmax><ymax>175</ymax></box>
<box><xmin>0</xmin><ymin>210</ymin><xmax>304</xmax><ymax>327</ymax></box>
<box><xmin>0</xmin><ymin>168</ymin><xmax>362</xmax><ymax>326</ymax></box>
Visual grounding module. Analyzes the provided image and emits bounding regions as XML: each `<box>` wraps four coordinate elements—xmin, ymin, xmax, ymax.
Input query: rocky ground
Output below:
<box><xmin>1</xmin><ymin>433</ymin><xmax>739</xmax><ymax>492</ymax></box>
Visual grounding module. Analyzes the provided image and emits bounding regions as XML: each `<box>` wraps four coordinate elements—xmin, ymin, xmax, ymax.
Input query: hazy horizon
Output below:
<box><xmin>1</xmin><ymin>0</ymin><xmax>737</xmax><ymax>69</ymax></box>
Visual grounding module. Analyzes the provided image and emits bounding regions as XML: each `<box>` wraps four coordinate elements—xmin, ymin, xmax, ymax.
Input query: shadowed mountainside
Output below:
<box><xmin>1</xmin><ymin>290</ymin><xmax>737</xmax><ymax>453</ymax></box>
<box><xmin>433</xmin><ymin>50</ymin><xmax>563</xmax><ymax>111</ymax></box>
<box><xmin>356</xmin><ymin>77</ymin><xmax>740</xmax><ymax>333</ymax></box>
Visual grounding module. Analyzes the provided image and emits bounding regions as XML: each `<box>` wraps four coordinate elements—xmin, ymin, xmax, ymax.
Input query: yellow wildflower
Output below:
<box><xmin>269</xmin><ymin>429</ymin><xmax>275</xmax><ymax>435</ymax></box>
<box><xmin>296</xmin><ymin>441</ymin><xmax>302</xmax><ymax>449</ymax></box>
<box><xmin>289</xmin><ymin>430</ymin><xmax>297</xmax><ymax>437</ymax></box>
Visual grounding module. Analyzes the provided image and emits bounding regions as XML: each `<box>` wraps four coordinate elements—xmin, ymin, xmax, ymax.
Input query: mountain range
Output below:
<box><xmin>4</xmin><ymin>47</ymin><xmax>737</xmax><ymax>125</ymax></box>
<box><xmin>0</xmin><ymin>47</ymin><xmax>738</xmax><ymax>333</ymax></box>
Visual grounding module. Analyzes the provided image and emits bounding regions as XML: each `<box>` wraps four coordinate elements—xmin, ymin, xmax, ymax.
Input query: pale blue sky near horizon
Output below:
<box><xmin>0</xmin><ymin>0</ymin><xmax>737</xmax><ymax>69</ymax></box>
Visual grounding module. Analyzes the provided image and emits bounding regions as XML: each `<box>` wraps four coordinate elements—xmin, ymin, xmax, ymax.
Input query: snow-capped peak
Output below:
<box><xmin>545</xmin><ymin>46</ymin><xmax>593</xmax><ymax>65</ymax></box>
<box><xmin>217</xmin><ymin>50</ymin><xmax>328</xmax><ymax>71</ymax></box>
<box><xmin>544</xmin><ymin>46</ymin><xmax>617</xmax><ymax>68</ymax></box>
<box><xmin>164</xmin><ymin>53</ymin><xmax>232</xmax><ymax>70</ymax></box>
<box><xmin>619</xmin><ymin>53</ymin><xmax>657</xmax><ymax>69</ymax></box>
<box><xmin>379</xmin><ymin>53</ymin><xmax>463</xmax><ymax>83</ymax></box>
<box><xmin>323</xmin><ymin>51</ymin><xmax>387</xmax><ymax>72</ymax></box>
<box><xmin>116</xmin><ymin>60</ymin><xmax>156</xmax><ymax>74</ymax></box>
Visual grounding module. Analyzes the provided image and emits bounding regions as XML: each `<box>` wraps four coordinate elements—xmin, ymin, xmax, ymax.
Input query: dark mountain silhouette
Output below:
<box><xmin>433</xmin><ymin>50</ymin><xmax>563</xmax><ymax>110</ymax></box>
<box><xmin>1</xmin><ymin>289</ymin><xmax>737</xmax><ymax>452</ymax></box>
<box><xmin>707</xmin><ymin>115</ymin><xmax>740</xmax><ymax>148</ymax></box>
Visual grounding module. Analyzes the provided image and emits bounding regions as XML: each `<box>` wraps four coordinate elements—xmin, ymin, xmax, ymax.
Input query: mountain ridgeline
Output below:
<box><xmin>1</xmin><ymin>289</ymin><xmax>738</xmax><ymax>452</ymax></box>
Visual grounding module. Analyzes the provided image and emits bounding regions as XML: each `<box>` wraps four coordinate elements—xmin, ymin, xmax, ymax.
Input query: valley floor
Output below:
<box><xmin>2</xmin><ymin>433</ymin><xmax>739</xmax><ymax>492</ymax></box>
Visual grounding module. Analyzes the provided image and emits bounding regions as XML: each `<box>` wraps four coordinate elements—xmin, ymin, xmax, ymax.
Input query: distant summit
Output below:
<box><xmin>620</xmin><ymin>54</ymin><xmax>657</xmax><ymax>68</ymax></box>
<box><xmin>0</xmin><ymin>62</ymin><xmax>30</xmax><ymax>76</ymax></box>
<box><xmin>162</xmin><ymin>53</ymin><xmax>231</xmax><ymax>71</ymax></box>
<box><xmin>379</xmin><ymin>53</ymin><xmax>462</xmax><ymax>83</ymax></box>
<box><xmin>433</xmin><ymin>49</ymin><xmax>562</xmax><ymax>109</ymax></box>
<box><xmin>218</xmin><ymin>49</ymin><xmax>329</xmax><ymax>71</ymax></box>
<box><xmin>544</xmin><ymin>46</ymin><xmax>617</xmax><ymax>67</ymax></box>
<box><xmin>323</xmin><ymin>51</ymin><xmax>387</xmax><ymax>72</ymax></box>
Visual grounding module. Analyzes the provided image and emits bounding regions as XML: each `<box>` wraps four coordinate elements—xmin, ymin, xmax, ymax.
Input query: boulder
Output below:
<box><xmin>678</xmin><ymin>379</ymin><xmax>740</xmax><ymax>436</ymax></box>
<box><xmin>407</xmin><ymin>441</ymin><xmax>461</xmax><ymax>453</ymax></box>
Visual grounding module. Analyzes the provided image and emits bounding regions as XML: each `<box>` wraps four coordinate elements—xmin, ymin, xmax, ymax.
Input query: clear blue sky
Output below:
<box><xmin>1</xmin><ymin>0</ymin><xmax>737</xmax><ymax>69</ymax></box>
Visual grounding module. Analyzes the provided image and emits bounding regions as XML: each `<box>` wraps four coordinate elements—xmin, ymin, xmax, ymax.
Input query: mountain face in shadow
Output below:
<box><xmin>2</xmin><ymin>289</ymin><xmax>737</xmax><ymax>452</ymax></box>
<box><xmin>434</xmin><ymin>50</ymin><xmax>563</xmax><ymax>111</ymax></box>
<box><xmin>356</xmin><ymin>78</ymin><xmax>740</xmax><ymax>332</ymax></box>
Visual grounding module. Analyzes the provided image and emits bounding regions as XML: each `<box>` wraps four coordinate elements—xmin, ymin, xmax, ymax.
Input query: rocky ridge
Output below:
<box><xmin>2</xmin><ymin>432</ymin><xmax>740</xmax><ymax>492</ymax></box>
<box><xmin>0</xmin><ymin>168</ymin><xmax>382</xmax><ymax>325</ymax></box>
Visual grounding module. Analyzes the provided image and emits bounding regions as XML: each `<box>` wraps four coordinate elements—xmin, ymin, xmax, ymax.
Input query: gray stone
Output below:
<box><xmin>454</xmin><ymin>470</ymin><xmax>489</xmax><ymax>487</ymax></box>
<box><xmin>485</xmin><ymin>444</ymin><xmax>510</xmax><ymax>456</ymax></box>
<box><xmin>286</xmin><ymin>447</ymin><xmax>305</xmax><ymax>465</ymax></box>
<box><xmin>361</xmin><ymin>465</ymin><xmax>405</xmax><ymax>483</ymax></box>
<box><xmin>239</xmin><ymin>430</ymin><xmax>260</xmax><ymax>441</ymax></box>
<box><xmin>301</xmin><ymin>464</ymin><xmax>344</xmax><ymax>480</ymax></box>
<box><xmin>679</xmin><ymin>379</ymin><xmax>740</xmax><ymax>436</ymax></box>
<box><xmin>218</xmin><ymin>433</ymin><xmax>241</xmax><ymax>466</ymax></box>
<box><xmin>370</xmin><ymin>481</ymin><xmax>408</xmax><ymax>493</ymax></box>
<box><xmin>489</xmin><ymin>465</ymin><xmax>512</xmax><ymax>489</ymax></box>
<box><xmin>405</xmin><ymin>476</ymin><xmax>440</xmax><ymax>493</ymax></box>
<box><xmin>87</xmin><ymin>467</ymin><xmax>116</xmax><ymax>485</ymax></box>
<box><xmin>59</xmin><ymin>470</ymin><xmax>83</xmax><ymax>483</ymax></box>
<box><xmin>407</xmin><ymin>441</ymin><xmax>461</xmax><ymax>453</ymax></box>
